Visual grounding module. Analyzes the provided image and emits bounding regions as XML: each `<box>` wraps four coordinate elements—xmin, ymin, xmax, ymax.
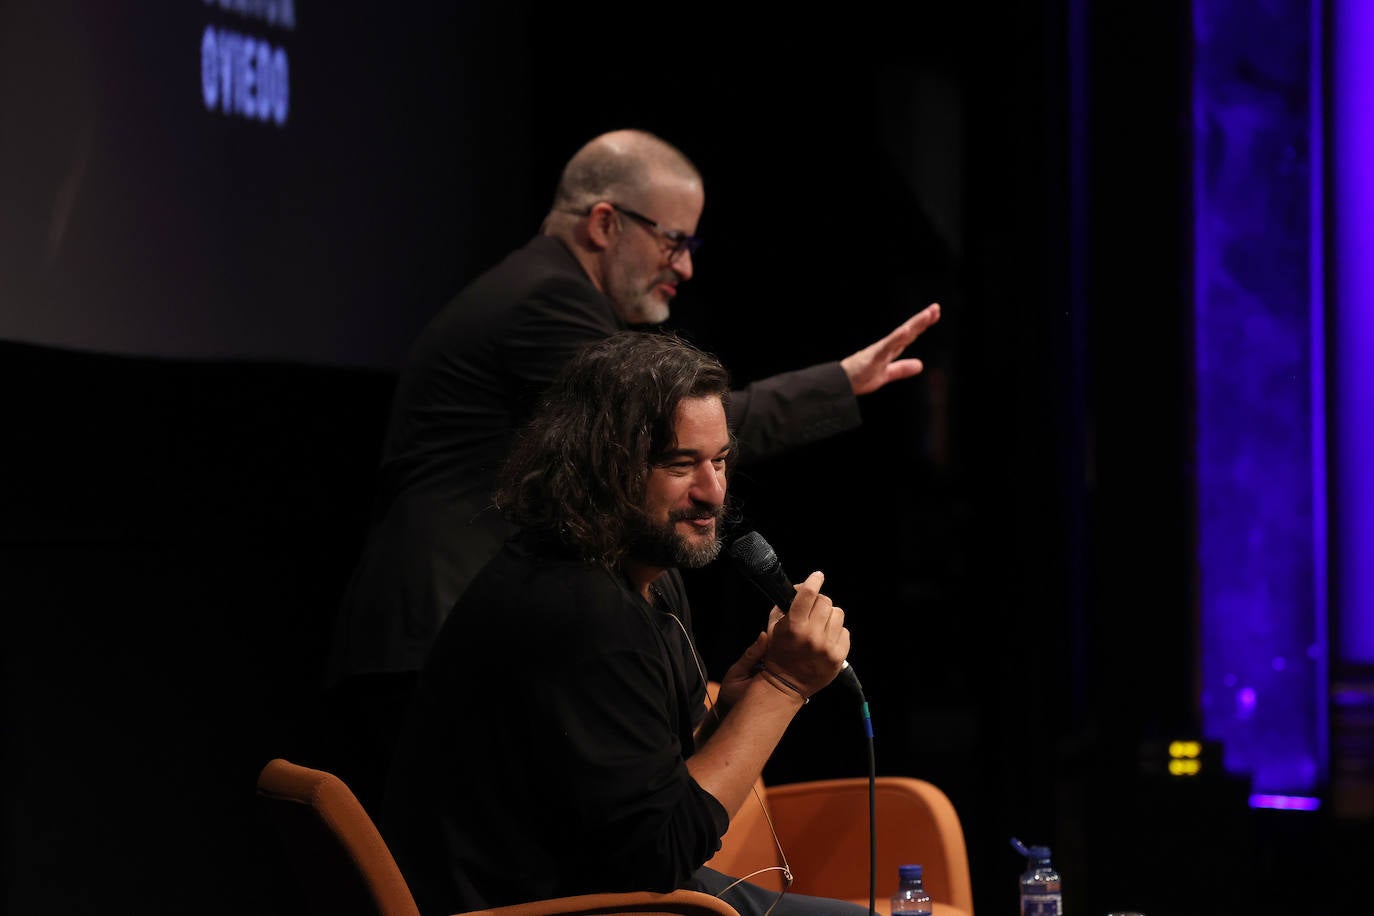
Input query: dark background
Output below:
<box><xmin>2</xmin><ymin>2</ymin><xmax>1365</xmax><ymax>914</ymax></box>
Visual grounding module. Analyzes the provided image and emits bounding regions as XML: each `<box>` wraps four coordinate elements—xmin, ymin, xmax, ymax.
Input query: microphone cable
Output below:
<box><xmin>837</xmin><ymin>662</ymin><xmax>878</xmax><ymax>916</ymax></box>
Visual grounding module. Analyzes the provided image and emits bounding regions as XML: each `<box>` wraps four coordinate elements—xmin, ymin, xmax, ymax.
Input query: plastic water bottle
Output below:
<box><xmin>1011</xmin><ymin>838</ymin><xmax>1063</xmax><ymax>915</ymax></box>
<box><xmin>890</xmin><ymin>863</ymin><xmax>933</xmax><ymax>915</ymax></box>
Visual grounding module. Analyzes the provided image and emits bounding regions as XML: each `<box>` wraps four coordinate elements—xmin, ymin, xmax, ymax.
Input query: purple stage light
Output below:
<box><xmin>1248</xmin><ymin>794</ymin><xmax>1321</xmax><ymax>812</ymax></box>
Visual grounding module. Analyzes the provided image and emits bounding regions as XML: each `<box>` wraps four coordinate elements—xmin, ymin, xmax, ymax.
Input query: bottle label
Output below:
<box><xmin>890</xmin><ymin>893</ymin><xmax>932</xmax><ymax>914</ymax></box>
<box><xmin>1023</xmin><ymin>894</ymin><xmax>1063</xmax><ymax>916</ymax></box>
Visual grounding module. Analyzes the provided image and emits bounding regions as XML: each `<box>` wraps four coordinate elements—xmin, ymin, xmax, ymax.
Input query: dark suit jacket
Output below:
<box><xmin>327</xmin><ymin>235</ymin><xmax>860</xmax><ymax>681</ymax></box>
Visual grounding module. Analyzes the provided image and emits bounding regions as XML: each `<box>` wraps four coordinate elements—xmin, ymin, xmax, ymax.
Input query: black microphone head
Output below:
<box><xmin>727</xmin><ymin>530</ymin><xmax>796</xmax><ymax>612</ymax></box>
<box><xmin>727</xmin><ymin>531</ymin><xmax>782</xmax><ymax>577</ymax></box>
<box><xmin>729</xmin><ymin>530</ymin><xmax>861</xmax><ymax>689</ymax></box>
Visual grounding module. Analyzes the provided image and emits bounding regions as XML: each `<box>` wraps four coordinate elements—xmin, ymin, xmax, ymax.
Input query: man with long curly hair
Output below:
<box><xmin>382</xmin><ymin>331</ymin><xmax>865</xmax><ymax>916</ymax></box>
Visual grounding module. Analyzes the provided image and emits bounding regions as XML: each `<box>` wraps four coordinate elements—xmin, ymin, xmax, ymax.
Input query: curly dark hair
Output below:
<box><xmin>495</xmin><ymin>330</ymin><xmax>732</xmax><ymax>568</ymax></box>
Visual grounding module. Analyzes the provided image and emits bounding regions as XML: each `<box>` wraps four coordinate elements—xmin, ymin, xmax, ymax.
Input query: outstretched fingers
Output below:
<box><xmin>878</xmin><ymin>302</ymin><xmax>941</xmax><ymax>357</ymax></box>
<box><xmin>843</xmin><ymin>302</ymin><xmax>942</xmax><ymax>395</ymax></box>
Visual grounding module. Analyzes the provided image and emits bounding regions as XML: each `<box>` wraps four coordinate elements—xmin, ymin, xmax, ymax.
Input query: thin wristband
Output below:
<box><xmin>758</xmin><ymin>667</ymin><xmax>809</xmax><ymax>705</ymax></box>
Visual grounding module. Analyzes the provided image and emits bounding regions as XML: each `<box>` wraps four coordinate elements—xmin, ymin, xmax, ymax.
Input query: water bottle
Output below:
<box><xmin>1011</xmin><ymin>837</ymin><xmax>1062</xmax><ymax>915</ymax></box>
<box><xmin>890</xmin><ymin>863</ymin><xmax>933</xmax><ymax>915</ymax></box>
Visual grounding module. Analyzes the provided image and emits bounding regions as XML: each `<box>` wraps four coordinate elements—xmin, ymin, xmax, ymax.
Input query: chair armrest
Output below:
<box><xmin>763</xmin><ymin>777</ymin><xmax>973</xmax><ymax>915</ymax></box>
<box><xmin>465</xmin><ymin>888</ymin><xmax>741</xmax><ymax>915</ymax></box>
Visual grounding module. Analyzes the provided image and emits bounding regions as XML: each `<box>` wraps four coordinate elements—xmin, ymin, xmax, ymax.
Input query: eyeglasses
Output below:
<box><xmin>606</xmin><ymin>203</ymin><xmax>703</xmax><ymax>260</ymax></box>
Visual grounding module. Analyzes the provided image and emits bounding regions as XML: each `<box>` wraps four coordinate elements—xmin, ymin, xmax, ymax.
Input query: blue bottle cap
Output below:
<box><xmin>898</xmin><ymin>864</ymin><xmax>923</xmax><ymax>881</ymax></box>
<box><xmin>1011</xmin><ymin>837</ymin><xmax>1052</xmax><ymax>861</ymax></box>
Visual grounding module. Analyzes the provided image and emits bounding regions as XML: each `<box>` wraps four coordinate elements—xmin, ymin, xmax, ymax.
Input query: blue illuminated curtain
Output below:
<box><xmin>1192</xmin><ymin>0</ymin><xmax>1327</xmax><ymax>798</ymax></box>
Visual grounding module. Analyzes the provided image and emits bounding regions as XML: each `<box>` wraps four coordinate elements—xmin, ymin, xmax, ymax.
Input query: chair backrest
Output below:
<box><xmin>697</xmin><ymin>684</ymin><xmax>974</xmax><ymax>914</ymax></box>
<box><xmin>768</xmin><ymin>776</ymin><xmax>974</xmax><ymax>914</ymax></box>
<box><xmin>256</xmin><ymin>757</ymin><xmax>422</xmax><ymax>916</ymax></box>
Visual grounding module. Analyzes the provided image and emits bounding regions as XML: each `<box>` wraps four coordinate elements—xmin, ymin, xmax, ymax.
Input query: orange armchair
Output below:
<box><xmin>255</xmin><ymin>758</ymin><xmax>739</xmax><ymax>916</ymax></box>
<box><xmin>701</xmin><ymin>687</ymin><xmax>973</xmax><ymax>916</ymax></box>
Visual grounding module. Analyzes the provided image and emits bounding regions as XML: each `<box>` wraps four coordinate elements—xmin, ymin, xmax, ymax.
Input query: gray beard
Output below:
<box><xmin>610</xmin><ymin>290</ymin><xmax>669</xmax><ymax>326</ymax></box>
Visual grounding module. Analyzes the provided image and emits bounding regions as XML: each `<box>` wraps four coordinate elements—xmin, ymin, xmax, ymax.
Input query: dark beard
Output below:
<box><xmin>628</xmin><ymin>505</ymin><xmax>725</xmax><ymax>569</ymax></box>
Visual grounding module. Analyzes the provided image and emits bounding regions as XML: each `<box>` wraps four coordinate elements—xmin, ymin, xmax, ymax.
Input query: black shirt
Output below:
<box><xmin>382</xmin><ymin>533</ymin><xmax>730</xmax><ymax>913</ymax></box>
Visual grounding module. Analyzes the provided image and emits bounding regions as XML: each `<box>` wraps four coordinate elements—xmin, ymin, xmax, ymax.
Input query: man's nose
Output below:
<box><xmin>691</xmin><ymin>461</ymin><xmax>724</xmax><ymax>504</ymax></box>
<box><xmin>670</xmin><ymin>248</ymin><xmax>694</xmax><ymax>281</ymax></box>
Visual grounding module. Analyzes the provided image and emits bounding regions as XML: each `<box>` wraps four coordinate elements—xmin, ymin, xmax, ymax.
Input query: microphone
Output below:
<box><xmin>726</xmin><ymin>531</ymin><xmax>796</xmax><ymax>614</ymax></box>
<box><xmin>726</xmin><ymin>531</ymin><xmax>862</xmax><ymax>692</ymax></box>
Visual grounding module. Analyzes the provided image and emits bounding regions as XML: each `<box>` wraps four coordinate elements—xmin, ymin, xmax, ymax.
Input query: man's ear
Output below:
<box><xmin>584</xmin><ymin>201</ymin><xmax>618</xmax><ymax>251</ymax></box>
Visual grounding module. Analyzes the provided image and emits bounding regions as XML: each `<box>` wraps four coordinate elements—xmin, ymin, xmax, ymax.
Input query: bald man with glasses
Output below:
<box><xmin>320</xmin><ymin>129</ymin><xmax>940</xmax><ymax>814</ymax></box>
